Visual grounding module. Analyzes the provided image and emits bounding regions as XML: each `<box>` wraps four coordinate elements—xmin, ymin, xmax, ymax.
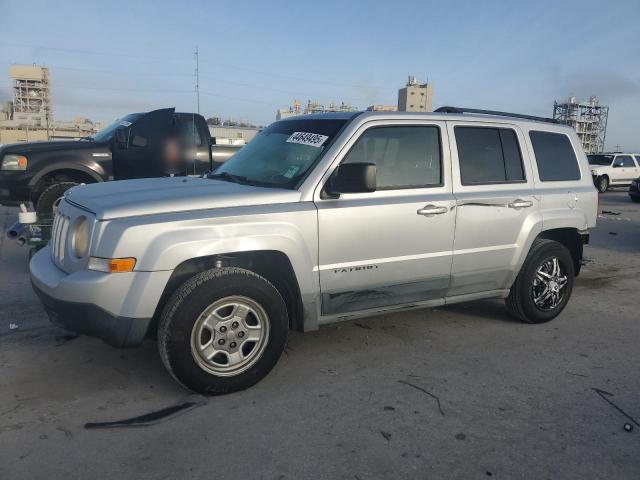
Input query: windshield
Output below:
<box><xmin>210</xmin><ymin>118</ymin><xmax>349</xmax><ymax>188</ymax></box>
<box><xmin>587</xmin><ymin>154</ymin><xmax>614</xmax><ymax>166</ymax></box>
<box><xmin>92</xmin><ymin>113</ymin><xmax>145</xmax><ymax>142</ymax></box>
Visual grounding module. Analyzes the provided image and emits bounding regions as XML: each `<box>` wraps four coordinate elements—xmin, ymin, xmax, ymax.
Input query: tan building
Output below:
<box><xmin>1</xmin><ymin>64</ymin><xmax>99</xmax><ymax>143</ymax></box>
<box><xmin>366</xmin><ymin>104</ymin><xmax>397</xmax><ymax>112</ymax></box>
<box><xmin>398</xmin><ymin>76</ymin><xmax>433</xmax><ymax>112</ymax></box>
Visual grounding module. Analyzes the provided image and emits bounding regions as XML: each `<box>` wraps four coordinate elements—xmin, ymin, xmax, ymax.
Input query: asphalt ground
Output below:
<box><xmin>0</xmin><ymin>189</ymin><xmax>638</xmax><ymax>479</ymax></box>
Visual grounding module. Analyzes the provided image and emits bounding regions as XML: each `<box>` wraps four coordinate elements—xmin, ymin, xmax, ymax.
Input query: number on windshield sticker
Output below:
<box><xmin>286</xmin><ymin>132</ymin><xmax>329</xmax><ymax>148</ymax></box>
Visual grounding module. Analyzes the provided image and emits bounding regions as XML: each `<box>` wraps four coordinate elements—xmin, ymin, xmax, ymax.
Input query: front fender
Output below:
<box><xmin>91</xmin><ymin>204</ymin><xmax>320</xmax><ymax>301</ymax></box>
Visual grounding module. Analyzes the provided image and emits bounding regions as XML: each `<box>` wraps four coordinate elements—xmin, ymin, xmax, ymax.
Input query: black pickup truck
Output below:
<box><xmin>0</xmin><ymin>108</ymin><xmax>240</xmax><ymax>212</ymax></box>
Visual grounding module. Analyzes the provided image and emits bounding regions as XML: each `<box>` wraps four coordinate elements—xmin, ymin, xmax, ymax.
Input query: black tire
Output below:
<box><xmin>630</xmin><ymin>196</ymin><xmax>640</xmax><ymax>203</ymax></box>
<box><xmin>506</xmin><ymin>239</ymin><xmax>575</xmax><ymax>324</ymax></box>
<box><xmin>158</xmin><ymin>267</ymin><xmax>288</xmax><ymax>394</ymax></box>
<box><xmin>596</xmin><ymin>175</ymin><xmax>609</xmax><ymax>193</ymax></box>
<box><xmin>36</xmin><ymin>182</ymin><xmax>79</xmax><ymax>215</ymax></box>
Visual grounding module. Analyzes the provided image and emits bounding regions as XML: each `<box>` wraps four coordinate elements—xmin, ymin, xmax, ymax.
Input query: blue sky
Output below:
<box><xmin>1</xmin><ymin>0</ymin><xmax>638</xmax><ymax>150</ymax></box>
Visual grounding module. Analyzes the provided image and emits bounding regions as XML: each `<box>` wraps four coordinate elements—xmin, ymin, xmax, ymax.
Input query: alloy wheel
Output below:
<box><xmin>531</xmin><ymin>257</ymin><xmax>568</xmax><ymax>311</ymax></box>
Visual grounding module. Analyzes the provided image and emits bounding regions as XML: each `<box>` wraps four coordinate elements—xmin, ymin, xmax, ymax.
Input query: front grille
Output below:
<box><xmin>51</xmin><ymin>213</ymin><xmax>70</xmax><ymax>267</ymax></box>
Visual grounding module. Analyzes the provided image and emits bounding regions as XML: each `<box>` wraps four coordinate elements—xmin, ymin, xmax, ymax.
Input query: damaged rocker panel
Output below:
<box><xmin>321</xmin><ymin>277</ymin><xmax>448</xmax><ymax>315</ymax></box>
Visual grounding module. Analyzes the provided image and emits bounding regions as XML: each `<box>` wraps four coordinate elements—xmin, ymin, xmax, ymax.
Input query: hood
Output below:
<box><xmin>64</xmin><ymin>176</ymin><xmax>301</xmax><ymax>220</ymax></box>
<box><xmin>1</xmin><ymin>139</ymin><xmax>99</xmax><ymax>155</ymax></box>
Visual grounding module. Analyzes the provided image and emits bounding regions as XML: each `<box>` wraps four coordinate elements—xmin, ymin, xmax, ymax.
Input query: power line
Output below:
<box><xmin>0</xmin><ymin>42</ymin><xmax>188</xmax><ymax>62</ymax></box>
<box><xmin>0</xmin><ymin>41</ymin><xmax>398</xmax><ymax>91</ymax></box>
<box><xmin>0</xmin><ymin>80</ymin><xmax>283</xmax><ymax>107</ymax></box>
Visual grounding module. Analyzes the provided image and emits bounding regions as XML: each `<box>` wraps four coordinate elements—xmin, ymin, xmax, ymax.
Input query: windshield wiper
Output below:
<box><xmin>208</xmin><ymin>171</ymin><xmax>251</xmax><ymax>185</ymax></box>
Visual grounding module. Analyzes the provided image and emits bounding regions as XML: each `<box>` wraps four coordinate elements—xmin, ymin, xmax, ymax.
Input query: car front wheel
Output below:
<box><xmin>158</xmin><ymin>267</ymin><xmax>288</xmax><ymax>394</ymax></box>
<box><xmin>506</xmin><ymin>239</ymin><xmax>575</xmax><ymax>324</ymax></box>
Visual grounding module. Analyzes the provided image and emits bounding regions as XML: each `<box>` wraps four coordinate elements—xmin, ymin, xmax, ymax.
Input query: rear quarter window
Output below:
<box><xmin>529</xmin><ymin>131</ymin><xmax>581</xmax><ymax>181</ymax></box>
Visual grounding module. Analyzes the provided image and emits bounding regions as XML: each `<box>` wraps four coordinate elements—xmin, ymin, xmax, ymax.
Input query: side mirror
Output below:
<box><xmin>114</xmin><ymin>127</ymin><xmax>128</xmax><ymax>147</ymax></box>
<box><xmin>326</xmin><ymin>162</ymin><xmax>376</xmax><ymax>195</ymax></box>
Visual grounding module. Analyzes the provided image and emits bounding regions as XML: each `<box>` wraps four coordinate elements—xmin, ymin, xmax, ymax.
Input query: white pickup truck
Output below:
<box><xmin>588</xmin><ymin>152</ymin><xmax>640</xmax><ymax>192</ymax></box>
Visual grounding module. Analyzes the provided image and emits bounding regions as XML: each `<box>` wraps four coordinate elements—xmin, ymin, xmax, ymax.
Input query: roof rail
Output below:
<box><xmin>434</xmin><ymin>106</ymin><xmax>561</xmax><ymax>124</ymax></box>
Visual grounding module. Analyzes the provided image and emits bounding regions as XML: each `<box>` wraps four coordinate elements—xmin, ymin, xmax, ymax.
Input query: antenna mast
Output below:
<box><xmin>194</xmin><ymin>46</ymin><xmax>200</xmax><ymax>114</ymax></box>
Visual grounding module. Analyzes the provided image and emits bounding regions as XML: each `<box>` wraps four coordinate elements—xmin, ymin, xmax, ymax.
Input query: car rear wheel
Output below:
<box><xmin>596</xmin><ymin>175</ymin><xmax>609</xmax><ymax>193</ymax></box>
<box><xmin>158</xmin><ymin>267</ymin><xmax>288</xmax><ymax>394</ymax></box>
<box><xmin>506</xmin><ymin>239</ymin><xmax>575</xmax><ymax>324</ymax></box>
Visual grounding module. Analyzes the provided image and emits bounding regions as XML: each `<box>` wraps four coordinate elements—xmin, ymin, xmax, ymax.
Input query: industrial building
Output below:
<box><xmin>398</xmin><ymin>76</ymin><xmax>433</xmax><ymax>112</ymax></box>
<box><xmin>209</xmin><ymin>125</ymin><xmax>260</xmax><ymax>145</ymax></box>
<box><xmin>366</xmin><ymin>105</ymin><xmax>397</xmax><ymax>112</ymax></box>
<box><xmin>276</xmin><ymin>99</ymin><xmax>357</xmax><ymax>120</ymax></box>
<box><xmin>552</xmin><ymin>96</ymin><xmax>609</xmax><ymax>154</ymax></box>
<box><xmin>0</xmin><ymin>64</ymin><xmax>100</xmax><ymax>143</ymax></box>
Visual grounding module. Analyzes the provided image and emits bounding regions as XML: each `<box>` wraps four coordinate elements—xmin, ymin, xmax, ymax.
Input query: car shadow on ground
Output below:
<box><xmin>440</xmin><ymin>299</ymin><xmax>518</xmax><ymax>324</ymax></box>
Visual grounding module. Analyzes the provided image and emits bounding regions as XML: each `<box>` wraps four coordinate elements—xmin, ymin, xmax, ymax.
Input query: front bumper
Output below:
<box><xmin>30</xmin><ymin>245</ymin><xmax>172</xmax><ymax>347</ymax></box>
<box><xmin>0</xmin><ymin>170</ymin><xmax>33</xmax><ymax>205</ymax></box>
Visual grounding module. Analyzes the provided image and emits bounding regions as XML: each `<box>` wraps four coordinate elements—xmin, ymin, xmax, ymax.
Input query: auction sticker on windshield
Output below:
<box><xmin>286</xmin><ymin>132</ymin><xmax>329</xmax><ymax>148</ymax></box>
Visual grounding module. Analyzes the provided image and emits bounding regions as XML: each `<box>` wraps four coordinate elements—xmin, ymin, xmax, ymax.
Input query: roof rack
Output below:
<box><xmin>434</xmin><ymin>106</ymin><xmax>561</xmax><ymax>124</ymax></box>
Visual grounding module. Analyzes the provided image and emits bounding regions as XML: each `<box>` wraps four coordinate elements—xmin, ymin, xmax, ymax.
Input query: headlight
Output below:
<box><xmin>71</xmin><ymin>216</ymin><xmax>90</xmax><ymax>258</ymax></box>
<box><xmin>1</xmin><ymin>154</ymin><xmax>28</xmax><ymax>170</ymax></box>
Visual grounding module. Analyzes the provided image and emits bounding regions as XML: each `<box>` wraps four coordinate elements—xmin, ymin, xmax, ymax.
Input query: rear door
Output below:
<box><xmin>612</xmin><ymin>155</ymin><xmax>637</xmax><ymax>183</ymax></box>
<box><xmin>447</xmin><ymin>121</ymin><xmax>539</xmax><ymax>296</ymax></box>
<box><xmin>316</xmin><ymin>120</ymin><xmax>455</xmax><ymax>316</ymax></box>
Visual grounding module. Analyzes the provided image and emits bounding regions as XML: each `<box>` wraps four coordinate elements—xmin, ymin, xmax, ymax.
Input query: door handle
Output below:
<box><xmin>417</xmin><ymin>204</ymin><xmax>448</xmax><ymax>217</ymax></box>
<box><xmin>508</xmin><ymin>199</ymin><xmax>533</xmax><ymax>209</ymax></box>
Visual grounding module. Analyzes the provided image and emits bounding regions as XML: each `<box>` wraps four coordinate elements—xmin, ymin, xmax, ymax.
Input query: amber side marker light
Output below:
<box><xmin>88</xmin><ymin>257</ymin><xmax>136</xmax><ymax>273</ymax></box>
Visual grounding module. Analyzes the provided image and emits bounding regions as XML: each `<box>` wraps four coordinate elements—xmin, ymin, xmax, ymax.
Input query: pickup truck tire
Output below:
<box><xmin>158</xmin><ymin>267</ymin><xmax>288</xmax><ymax>395</ymax></box>
<box><xmin>36</xmin><ymin>182</ymin><xmax>80</xmax><ymax>215</ymax></box>
<box><xmin>506</xmin><ymin>239</ymin><xmax>575</xmax><ymax>324</ymax></box>
<box><xmin>596</xmin><ymin>175</ymin><xmax>609</xmax><ymax>193</ymax></box>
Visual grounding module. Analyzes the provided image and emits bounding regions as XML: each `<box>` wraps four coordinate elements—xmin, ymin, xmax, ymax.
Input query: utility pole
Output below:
<box><xmin>194</xmin><ymin>46</ymin><xmax>200</xmax><ymax>114</ymax></box>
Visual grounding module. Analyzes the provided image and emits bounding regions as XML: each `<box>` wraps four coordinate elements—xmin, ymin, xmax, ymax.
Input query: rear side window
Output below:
<box><xmin>615</xmin><ymin>155</ymin><xmax>635</xmax><ymax>168</ymax></box>
<box><xmin>455</xmin><ymin>127</ymin><xmax>525</xmax><ymax>185</ymax></box>
<box><xmin>529</xmin><ymin>131</ymin><xmax>581</xmax><ymax>181</ymax></box>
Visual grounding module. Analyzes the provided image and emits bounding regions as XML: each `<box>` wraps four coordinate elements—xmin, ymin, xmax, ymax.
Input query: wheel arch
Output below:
<box><xmin>30</xmin><ymin>164</ymin><xmax>104</xmax><ymax>199</ymax></box>
<box><xmin>536</xmin><ymin>227</ymin><xmax>585</xmax><ymax>276</ymax></box>
<box><xmin>30</xmin><ymin>160</ymin><xmax>104</xmax><ymax>186</ymax></box>
<box><xmin>149</xmin><ymin>250</ymin><xmax>305</xmax><ymax>338</ymax></box>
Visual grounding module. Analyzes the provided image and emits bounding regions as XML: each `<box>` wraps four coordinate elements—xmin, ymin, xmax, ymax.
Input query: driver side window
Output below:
<box><xmin>342</xmin><ymin>126</ymin><xmax>442</xmax><ymax>189</ymax></box>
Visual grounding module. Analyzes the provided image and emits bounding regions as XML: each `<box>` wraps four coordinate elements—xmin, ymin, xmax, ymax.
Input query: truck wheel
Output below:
<box><xmin>158</xmin><ymin>267</ymin><xmax>288</xmax><ymax>394</ymax></box>
<box><xmin>506</xmin><ymin>239</ymin><xmax>575</xmax><ymax>324</ymax></box>
<box><xmin>36</xmin><ymin>182</ymin><xmax>79</xmax><ymax>215</ymax></box>
<box><xmin>596</xmin><ymin>175</ymin><xmax>609</xmax><ymax>193</ymax></box>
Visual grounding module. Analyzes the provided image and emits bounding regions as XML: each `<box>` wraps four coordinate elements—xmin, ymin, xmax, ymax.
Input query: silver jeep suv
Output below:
<box><xmin>30</xmin><ymin>107</ymin><xmax>598</xmax><ymax>393</ymax></box>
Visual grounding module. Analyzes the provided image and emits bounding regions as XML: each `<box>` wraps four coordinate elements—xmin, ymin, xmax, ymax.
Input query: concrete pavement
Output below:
<box><xmin>0</xmin><ymin>190</ymin><xmax>638</xmax><ymax>479</ymax></box>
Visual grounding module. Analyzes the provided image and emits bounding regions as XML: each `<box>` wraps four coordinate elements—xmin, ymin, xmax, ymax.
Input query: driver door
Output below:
<box><xmin>315</xmin><ymin>121</ymin><xmax>455</xmax><ymax>316</ymax></box>
<box><xmin>112</xmin><ymin>108</ymin><xmax>175</xmax><ymax>180</ymax></box>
